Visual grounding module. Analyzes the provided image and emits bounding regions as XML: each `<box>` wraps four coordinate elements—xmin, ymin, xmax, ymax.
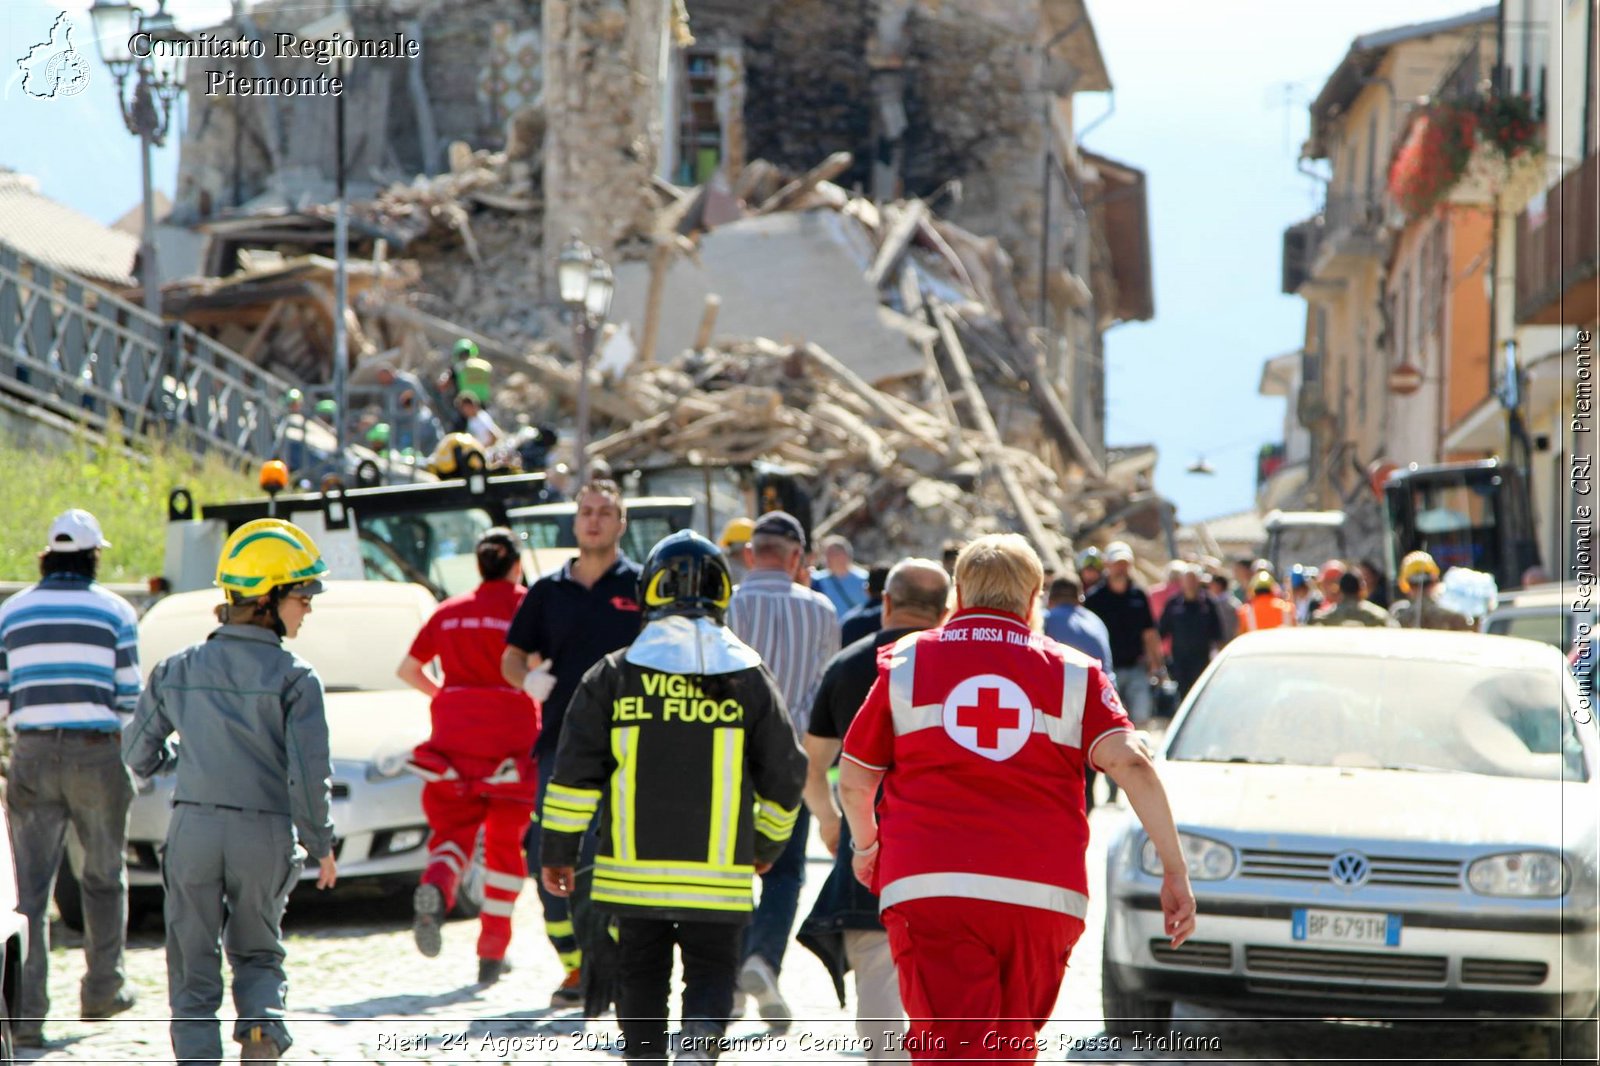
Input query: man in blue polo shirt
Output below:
<box><xmin>501</xmin><ymin>480</ymin><xmax>642</xmax><ymax>1009</ymax></box>
<box><xmin>0</xmin><ymin>509</ymin><xmax>142</xmax><ymax>1049</ymax></box>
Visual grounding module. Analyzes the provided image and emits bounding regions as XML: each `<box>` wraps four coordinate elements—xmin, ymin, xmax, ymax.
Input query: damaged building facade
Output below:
<box><xmin>162</xmin><ymin>0</ymin><xmax>1160</xmax><ymax>564</ymax></box>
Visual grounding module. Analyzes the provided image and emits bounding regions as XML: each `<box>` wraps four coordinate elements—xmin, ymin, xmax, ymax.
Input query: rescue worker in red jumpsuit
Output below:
<box><xmin>396</xmin><ymin>528</ymin><xmax>540</xmax><ymax>985</ymax></box>
<box><xmin>839</xmin><ymin>534</ymin><xmax>1196</xmax><ymax>1061</ymax></box>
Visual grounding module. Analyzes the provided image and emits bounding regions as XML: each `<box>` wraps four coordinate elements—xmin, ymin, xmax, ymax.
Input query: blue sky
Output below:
<box><xmin>4</xmin><ymin>0</ymin><xmax>1484</xmax><ymax>522</ymax></box>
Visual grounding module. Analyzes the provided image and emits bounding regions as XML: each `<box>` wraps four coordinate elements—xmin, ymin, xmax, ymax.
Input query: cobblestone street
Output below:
<box><xmin>21</xmin><ymin>803</ymin><xmax>1557</xmax><ymax>1064</ymax></box>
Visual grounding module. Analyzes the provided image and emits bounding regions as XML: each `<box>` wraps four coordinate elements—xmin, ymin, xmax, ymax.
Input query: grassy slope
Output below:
<box><xmin>0</xmin><ymin>433</ymin><xmax>255</xmax><ymax>583</ymax></box>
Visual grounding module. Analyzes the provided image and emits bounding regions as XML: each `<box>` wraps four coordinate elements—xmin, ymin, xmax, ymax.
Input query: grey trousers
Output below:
<box><xmin>163</xmin><ymin>803</ymin><xmax>299</xmax><ymax>1066</ymax></box>
<box><xmin>844</xmin><ymin>930</ymin><xmax>908</xmax><ymax>1061</ymax></box>
<box><xmin>4</xmin><ymin>730</ymin><xmax>133</xmax><ymax>1035</ymax></box>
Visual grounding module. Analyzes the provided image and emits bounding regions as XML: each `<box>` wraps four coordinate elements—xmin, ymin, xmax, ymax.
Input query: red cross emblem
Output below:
<box><xmin>941</xmin><ymin>674</ymin><xmax>1033</xmax><ymax>761</ymax></box>
<box><xmin>956</xmin><ymin>687</ymin><xmax>1019</xmax><ymax>749</ymax></box>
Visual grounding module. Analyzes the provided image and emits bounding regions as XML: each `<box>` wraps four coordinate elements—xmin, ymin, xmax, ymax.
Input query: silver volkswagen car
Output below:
<box><xmin>1102</xmin><ymin>627</ymin><xmax>1598</xmax><ymax>1055</ymax></box>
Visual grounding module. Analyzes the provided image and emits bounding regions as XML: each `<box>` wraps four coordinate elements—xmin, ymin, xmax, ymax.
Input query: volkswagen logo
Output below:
<box><xmin>1330</xmin><ymin>851</ymin><xmax>1371</xmax><ymax>887</ymax></box>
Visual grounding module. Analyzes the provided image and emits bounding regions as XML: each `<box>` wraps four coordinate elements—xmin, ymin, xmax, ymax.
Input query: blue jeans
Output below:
<box><xmin>1112</xmin><ymin>665</ymin><xmax>1154</xmax><ymax>725</ymax></box>
<box><xmin>742</xmin><ymin>806</ymin><xmax>809</xmax><ymax>973</ymax></box>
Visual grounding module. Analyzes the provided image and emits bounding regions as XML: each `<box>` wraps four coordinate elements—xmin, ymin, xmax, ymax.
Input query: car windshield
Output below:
<box><xmin>1485</xmin><ymin>608</ymin><xmax>1579</xmax><ymax>650</ymax></box>
<box><xmin>1167</xmin><ymin>654</ymin><xmax>1588</xmax><ymax>782</ymax></box>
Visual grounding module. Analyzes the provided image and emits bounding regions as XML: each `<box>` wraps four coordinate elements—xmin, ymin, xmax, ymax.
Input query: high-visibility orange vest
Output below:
<box><xmin>1243</xmin><ymin>594</ymin><xmax>1295</xmax><ymax>631</ymax></box>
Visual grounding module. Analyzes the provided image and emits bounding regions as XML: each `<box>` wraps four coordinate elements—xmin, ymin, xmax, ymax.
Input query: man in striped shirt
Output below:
<box><xmin>0</xmin><ymin>509</ymin><xmax>141</xmax><ymax>1048</ymax></box>
<box><xmin>724</xmin><ymin>510</ymin><xmax>839</xmax><ymax>1031</ymax></box>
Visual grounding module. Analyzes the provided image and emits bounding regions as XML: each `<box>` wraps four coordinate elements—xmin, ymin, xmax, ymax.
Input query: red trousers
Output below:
<box><xmin>421</xmin><ymin>778</ymin><xmax>536</xmax><ymax>961</ymax></box>
<box><xmin>882</xmin><ymin>897</ymin><xmax>1085</xmax><ymax>1063</ymax></box>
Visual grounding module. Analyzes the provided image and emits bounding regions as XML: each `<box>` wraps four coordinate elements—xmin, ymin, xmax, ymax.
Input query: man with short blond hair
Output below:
<box><xmin>839</xmin><ymin>533</ymin><xmax>1195</xmax><ymax>1058</ymax></box>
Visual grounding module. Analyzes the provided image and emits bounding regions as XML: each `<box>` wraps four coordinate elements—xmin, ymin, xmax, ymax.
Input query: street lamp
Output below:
<box><xmin>90</xmin><ymin>0</ymin><xmax>189</xmax><ymax>320</ymax></box>
<box><xmin>557</xmin><ymin>237</ymin><xmax>612</xmax><ymax>485</ymax></box>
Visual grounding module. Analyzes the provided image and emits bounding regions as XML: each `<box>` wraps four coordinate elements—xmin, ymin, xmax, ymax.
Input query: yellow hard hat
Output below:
<box><xmin>1398</xmin><ymin>550</ymin><xmax>1441</xmax><ymax>594</ymax></box>
<box><xmin>717</xmin><ymin>516</ymin><xmax>755</xmax><ymax>550</ymax></box>
<box><xmin>427</xmin><ymin>432</ymin><xmax>485</xmax><ymax>477</ymax></box>
<box><xmin>1251</xmin><ymin>570</ymin><xmax>1275</xmax><ymax>594</ymax></box>
<box><xmin>216</xmin><ymin>518</ymin><xmax>328</xmax><ymax>603</ymax></box>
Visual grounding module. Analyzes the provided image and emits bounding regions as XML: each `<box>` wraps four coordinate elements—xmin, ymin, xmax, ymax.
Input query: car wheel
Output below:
<box><xmin>53</xmin><ymin>862</ymin><xmax>85</xmax><ymax>933</ymax></box>
<box><xmin>1100</xmin><ymin>930</ymin><xmax>1173</xmax><ymax>1038</ymax></box>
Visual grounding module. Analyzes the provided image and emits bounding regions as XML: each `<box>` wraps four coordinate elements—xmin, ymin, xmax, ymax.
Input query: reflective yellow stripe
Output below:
<box><xmin>610</xmin><ymin>726</ymin><xmax>639</xmax><ymax>861</ymax></box>
<box><xmin>545</xmin><ymin>920</ymin><xmax>575</xmax><ymax>939</ymax></box>
<box><xmin>542</xmin><ymin>783</ymin><xmax>601</xmax><ymax>833</ymax></box>
<box><xmin>753</xmin><ymin>795</ymin><xmax>798</xmax><ymax>841</ymax></box>
<box><xmin>591</xmin><ymin>881</ymin><xmax>754</xmax><ymax>912</ymax></box>
<box><xmin>542</xmin><ymin>810</ymin><xmax>595</xmax><ymax>834</ymax></box>
<box><xmin>558</xmin><ymin>949</ymin><xmax>584</xmax><ymax>969</ymax></box>
<box><xmin>598</xmin><ymin>857</ymin><xmax>752</xmax><ymax>877</ymax></box>
<box><xmin>707</xmin><ymin>727</ymin><xmax>743</xmax><ymax>866</ymax></box>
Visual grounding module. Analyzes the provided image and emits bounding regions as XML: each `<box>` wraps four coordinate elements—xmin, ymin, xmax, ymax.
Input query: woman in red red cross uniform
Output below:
<box><xmin>839</xmin><ymin>534</ymin><xmax>1196</xmax><ymax>1061</ymax></box>
<box><xmin>397</xmin><ymin>528</ymin><xmax>541</xmax><ymax>986</ymax></box>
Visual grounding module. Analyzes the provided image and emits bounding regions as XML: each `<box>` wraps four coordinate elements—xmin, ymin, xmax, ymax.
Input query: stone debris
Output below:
<box><xmin>179</xmin><ymin>148</ymin><xmax>1172</xmax><ymax>568</ymax></box>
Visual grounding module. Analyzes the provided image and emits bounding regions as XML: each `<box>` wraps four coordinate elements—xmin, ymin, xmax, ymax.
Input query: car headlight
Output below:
<box><xmin>1467</xmin><ymin>851</ymin><xmax>1568</xmax><ymax>897</ymax></box>
<box><xmin>1139</xmin><ymin>832</ymin><xmax>1236</xmax><ymax>880</ymax></box>
<box><xmin>366</xmin><ymin>749</ymin><xmax>412</xmax><ymax>782</ymax></box>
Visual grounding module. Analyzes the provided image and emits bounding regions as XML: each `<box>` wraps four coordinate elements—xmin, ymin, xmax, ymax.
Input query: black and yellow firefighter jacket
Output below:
<box><xmin>540</xmin><ymin>616</ymin><xmax>807</xmax><ymax>924</ymax></box>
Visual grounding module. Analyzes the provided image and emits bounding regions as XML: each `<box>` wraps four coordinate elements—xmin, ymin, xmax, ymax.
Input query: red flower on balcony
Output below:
<box><xmin>1388</xmin><ymin>93</ymin><xmax>1542</xmax><ymax>219</ymax></box>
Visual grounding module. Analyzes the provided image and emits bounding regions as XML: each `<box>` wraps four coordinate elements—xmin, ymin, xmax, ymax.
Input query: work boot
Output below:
<box><xmin>240</xmin><ymin>1026</ymin><xmax>282</xmax><ymax>1061</ymax></box>
<box><xmin>550</xmin><ymin>966</ymin><xmax>583</xmax><ymax>1008</ymax></box>
<box><xmin>82</xmin><ymin>986</ymin><xmax>138</xmax><ymax>1020</ymax></box>
<box><xmin>477</xmin><ymin>957</ymin><xmax>513</xmax><ymax>986</ymax></box>
<box><xmin>413</xmin><ymin>883</ymin><xmax>445</xmax><ymax>958</ymax></box>
<box><xmin>13</xmin><ymin>1026</ymin><xmax>45</xmax><ymax>1049</ymax></box>
<box><xmin>736</xmin><ymin>956</ymin><xmax>792</xmax><ymax>1034</ymax></box>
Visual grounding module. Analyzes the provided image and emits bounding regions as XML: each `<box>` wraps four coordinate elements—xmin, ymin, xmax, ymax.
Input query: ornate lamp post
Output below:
<box><xmin>89</xmin><ymin>0</ymin><xmax>189</xmax><ymax>319</ymax></box>
<box><xmin>557</xmin><ymin>237</ymin><xmax>613</xmax><ymax>485</ymax></box>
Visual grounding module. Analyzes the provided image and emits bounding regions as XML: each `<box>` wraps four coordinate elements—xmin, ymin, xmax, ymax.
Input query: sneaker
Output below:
<box><xmin>736</xmin><ymin>956</ymin><xmax>791</xmax><ymax>1034</ymax></box>
<box><xmin>13</xmin><ymin>1028</ymin><xmax>46</xmax><ymax>1049</ymax></box>
<box><xmin>240</xmin><ymin>1026</ymin><xmax>281</xmax><ymax>1061</ymax></box>
<box><xmin>550</xmin><ymin>966</ymin><xmax>583</xmax><ymax>1008</ymax></box>
<box><xmin>82</xmin><ymin>986</ymin><xmax>137</xmax><ymax>1020</ymax></box>
<box><xmin>477</xmin><ymin>957</ymin><xmax>513</xmax><ymax>985</ymax></box>
<box><xmin>413</xmin><ymin>883</ymin><xmax>444</xmax><ymax>958</ymax></box>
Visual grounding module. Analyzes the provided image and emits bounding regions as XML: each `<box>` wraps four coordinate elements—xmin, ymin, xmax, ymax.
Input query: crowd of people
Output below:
<box><xmin>3</xmin><ymin>491</ymin><xmax>1492</xmax><ymax>1064</ymax></box>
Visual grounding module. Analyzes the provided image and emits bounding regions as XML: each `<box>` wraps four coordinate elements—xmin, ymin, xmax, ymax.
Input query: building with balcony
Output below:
<box><xmin>1281</xmin><ymin>5</ymin><xmax>1496</xmax><ymax>559</ymax></box>
<box><xmin>1504</xmin><ymin>0</ymin><xmax>1599</xmax><ymax>580</ymax></box>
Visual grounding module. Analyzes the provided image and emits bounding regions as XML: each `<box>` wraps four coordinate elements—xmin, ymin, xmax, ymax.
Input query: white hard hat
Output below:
<box><xmin>46</xmin><ymin>509</ymin><xmax>111</xmax><ymax>552</ymax></box>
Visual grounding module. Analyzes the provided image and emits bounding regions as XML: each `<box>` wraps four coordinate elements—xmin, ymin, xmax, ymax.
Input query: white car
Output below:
<box><xmin>57</xmin><ymin>581</ymin><xmax>482</xmax><ymax>925</ymax></box>
<box><xmin>1102</xmin><ymin>627</ymin><xmax>1599</xmax><ymax>1058</ymax></box>
<box><xmin>1</xmin><ymin>802</ymin><xmax>28</xmax><ymax>1058</ymax></box>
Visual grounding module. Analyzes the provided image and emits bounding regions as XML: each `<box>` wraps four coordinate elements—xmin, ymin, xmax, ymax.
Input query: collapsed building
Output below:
<box><xmin>159</xmin><ymin>0</ymin><xmax>1167</xmax><ymax>571</ymax></box>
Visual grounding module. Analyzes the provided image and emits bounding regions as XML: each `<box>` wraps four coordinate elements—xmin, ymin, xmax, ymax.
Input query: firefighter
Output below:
<box><xmin>540</xmin><ymin>531</ymin><xmax>807</xmax><ymax>1065</ymax></box>
<box><xmin>396</xmin><ymin>528</ymin><xmax>541</xmax><ymax>985</ymax></box>
<box><xmin>123</xmin><ymin>518</ymin><xmax>338</xmax><ymax>1065</ymax></box>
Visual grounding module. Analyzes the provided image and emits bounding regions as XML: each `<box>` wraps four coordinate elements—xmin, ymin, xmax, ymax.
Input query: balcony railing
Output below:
<box><xmin>1515</xmin><ymin>152</ymin><xmax>1600</xmax><ymax>326</ymax></box>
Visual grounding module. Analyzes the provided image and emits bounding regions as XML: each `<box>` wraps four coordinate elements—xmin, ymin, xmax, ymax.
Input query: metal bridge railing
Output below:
<box><xmin>0</xmin><ymin>240</ymin><xmax>298</xmax><ymax>466</ymax></box>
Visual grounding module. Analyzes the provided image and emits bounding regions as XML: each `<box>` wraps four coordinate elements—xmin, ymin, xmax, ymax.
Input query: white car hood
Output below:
<box><xmin>1157</xmin><ymin>761</ymin><xmax>1594</xmax><ymax>850</ymax></box>
<box><xmin>324</xmin><ymin>689</ymin><xmax>432</xmax><ymax>763</ymax></box>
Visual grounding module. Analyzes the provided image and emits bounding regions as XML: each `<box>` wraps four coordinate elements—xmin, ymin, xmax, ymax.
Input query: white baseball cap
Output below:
<box><xmin>47</xmin><ymin>509</ymin><xmax>111</xmax><ymax>552</ymax></box>
<box><xmin>1104</xmin><ymin>540</ymin><xmax>1134</xmax><ymax>564</ymax></box>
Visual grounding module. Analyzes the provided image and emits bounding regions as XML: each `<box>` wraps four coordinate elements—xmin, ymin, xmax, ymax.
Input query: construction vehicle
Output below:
<box><xmin>1381</xmin><ymin>459</ymin><xmax>1540</xmax><ymax>596</ymax></box>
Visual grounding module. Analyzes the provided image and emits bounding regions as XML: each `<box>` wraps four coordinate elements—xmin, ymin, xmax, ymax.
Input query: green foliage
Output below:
<box><xmin>0</xmin><ymin>428</ymin><xmax>254</xmax><ymax>583</ymax></box>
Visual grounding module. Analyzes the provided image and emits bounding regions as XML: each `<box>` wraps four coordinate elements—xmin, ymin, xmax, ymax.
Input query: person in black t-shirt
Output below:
<box><xmin>799</xmin><ymin>557</ymin><xmax>950</xmax><ymax>1055</ymax></box>
<box><xmin>501</xmin><ymin>481</ymin><xmax>642</xmax><ymax>1009</ymax></box>
<box><xmin>1083</xmin><ymin>541</ymin><xmax>1164</xmax><ymax>724</ymax></box>
<box><xmin>1157</xmin><ymin>565</ymin><xmax>1224</xmax><ymax>704</ymax></box>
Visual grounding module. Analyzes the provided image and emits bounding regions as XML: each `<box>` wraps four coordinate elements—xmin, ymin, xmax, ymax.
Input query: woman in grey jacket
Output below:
<box><xmin>123</xmin><ymin>518</ymin><xmax>338</xmax><ymax>1064</ymax></box>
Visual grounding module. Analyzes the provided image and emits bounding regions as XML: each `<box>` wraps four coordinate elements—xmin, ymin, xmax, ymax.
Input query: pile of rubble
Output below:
<box><xmin>185</xmin><ymin>144</ymin><xmax>1168</xmax><ymax>568</ymax></box>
